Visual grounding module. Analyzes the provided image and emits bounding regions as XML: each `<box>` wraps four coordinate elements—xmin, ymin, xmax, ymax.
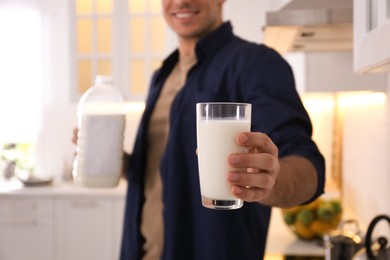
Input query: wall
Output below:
<box><xmin>223</xmin><ymin>0</ymin><xmax>273</xmax><ymax>43</ymax></box>
<box><xmin>36</xmin><ymin>0</ymin><xmax>75</xmax><ymax>179</ymax></box>
<box><xmin>342</xmin><ymin>74</ymin><xmax>390</xmax><ymax>231</ymax></box>
<box><xmin>284</xmin><ymin>52</ymin><xmax>388</xmax><ymax>94</ymax></box>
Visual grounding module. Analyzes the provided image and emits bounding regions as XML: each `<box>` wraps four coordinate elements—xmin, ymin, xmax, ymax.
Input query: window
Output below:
<box><xmin>71</xmin><ymin>0</ymin><xmax>168</xmax><ymax>101</ymax></box>
<box><xmin>0</xmin><ymin>3</ymin><xmax>43</xmax><ymax>144</ymax></box>
<box><xmin>73</xmin><ymin>0</ymin><xmax>114</xmax><ymax>95</ymax></box>
<box><xmin>367</xmin><ymin>0</ymin><xmax>378</xmax><ymax>31</ymax></box>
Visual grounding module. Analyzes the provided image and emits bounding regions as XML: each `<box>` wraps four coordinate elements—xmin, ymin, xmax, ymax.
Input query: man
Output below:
<box><xmin>120</xmin><ymin>0</ymin><xmax>325</xmax><ymax>259</ymax></box>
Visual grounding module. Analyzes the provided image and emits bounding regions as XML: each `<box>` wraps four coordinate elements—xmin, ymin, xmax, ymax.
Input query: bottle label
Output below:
<box><xmin>77</xmin><ymin>114</ymin><xmax>125</xmax><ymax>177</ymax></box>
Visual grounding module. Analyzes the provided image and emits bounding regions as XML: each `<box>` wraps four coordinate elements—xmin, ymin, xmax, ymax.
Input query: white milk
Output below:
<box><xmin>197</xmin><ymin>119</ymin><xmax>250</xmax><ymax>200</ymax></box>
<box><xmin>73</xmin><ymin>113</ymin><xmax>125</xmax><ymax>187</ymax></box>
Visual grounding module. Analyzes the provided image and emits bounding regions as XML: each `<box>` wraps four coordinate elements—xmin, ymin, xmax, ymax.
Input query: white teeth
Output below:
<box><xmin>176</xmin><ymin>13</ymin><xmax>193</xmax><ymax>18</ymax></box>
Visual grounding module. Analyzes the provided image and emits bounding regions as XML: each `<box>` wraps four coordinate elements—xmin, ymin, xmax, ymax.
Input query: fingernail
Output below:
<box><xmin>232</xmin><ymin>186</ymin><xmax>242</xmax><ymax>194</ymax></box>
<box><xmin>238</xmin><ymin>134</ymin><xmax>248</xmax><ymax>143</ymax></box>
<box><xmin>229</xmin><ymin>173</ymin><xmax>239</xmax><ymax>181</ymax></box>
<box><xmin>230</xmin><ymin>155</ymin><xmax>240</xmax><ymax>164</ymax></box>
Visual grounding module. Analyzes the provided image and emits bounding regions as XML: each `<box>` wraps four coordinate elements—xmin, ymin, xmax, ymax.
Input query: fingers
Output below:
<box><xmin>231</xmin><ymin>185</ymin><xmax>271</xmax><ymax>202</ymax></box>
<box><xmin>236</xmin><ymin>132</ymin><xmax>278</xmax><ymax>156</ymax></box>
<box><xmin>72</xmin><ymin>127</ymin><xmax>78</xmax><ymax>145</ymax></box>
<box><xmin>228</xmin><ymin>152</ymin><xmax>276</xmax><ymax>172</ymax></box>
<box><xmin>228</xmin><ymin>171</ymin><xmax>274</xmax><ymax>188</ymax></box>
<box><xmin>227</xmin><ymin>171</ymin><xmax>275</xmax><ymax>202</ymax></box>
<box><xmin>229</xmin><ymin>131</ymin><xmax>279</xmax><ymax>181</ymax></box>
<box><xmin>227</xmin><ymin>132</ymin><xmax>280</xmax><ymax>202</ymax></box>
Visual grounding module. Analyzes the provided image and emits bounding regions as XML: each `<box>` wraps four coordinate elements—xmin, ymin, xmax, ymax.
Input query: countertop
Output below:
<box><xmin>265</xmin><ymin>208</ymin><xmax>325</xmax><ymax>258</ymax></box>
<box><xmin>0</xmin><ymin>177</ymin><xmax>127</xmax><ymax>199</ymax></box>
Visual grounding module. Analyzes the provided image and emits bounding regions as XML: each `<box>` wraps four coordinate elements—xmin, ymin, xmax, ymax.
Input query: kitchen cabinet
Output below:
<box><xmin>0</xmin><ymin>199</ymin><xmax>54</xmax><ymax>260</ymax></box>
<box><xmin>283</xmin><ymin>51</ymin><xmax>387</xmax><ymax>94</ymax></box>
<box><xmin>112</xmin><ymin>199</ymin><xmax>125</xmax><ymax>260</ymax></box>
<box><xmin>55</xmin><ymin>199</ymin><xmax>112</xmax><ymax>260</ymax></box>
<box><xmin>354</xmin><ymin>0</ymin><xmax>390</xmax><ymax>73</ymax></box>
<box><xmin>0</xmin><ymin>179</ymin><xmax>126</xmax><ymax>260</ymax></box>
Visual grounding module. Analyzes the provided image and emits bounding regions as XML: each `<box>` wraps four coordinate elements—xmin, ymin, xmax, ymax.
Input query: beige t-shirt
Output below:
<box><xmin>141</xmin><ymin>54</ymin><xmax>196</xmax><ymax>260</ymax></box>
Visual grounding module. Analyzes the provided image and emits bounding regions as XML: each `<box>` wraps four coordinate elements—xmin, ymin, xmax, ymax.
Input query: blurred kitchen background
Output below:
<box><xmin>0</xmin><ymin>0</ymin><xmax>390</xmax><ymax>259</ymax></box>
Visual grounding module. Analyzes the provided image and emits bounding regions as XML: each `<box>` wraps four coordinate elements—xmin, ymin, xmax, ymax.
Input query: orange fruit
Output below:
<box><xmin>282</xmin><ymin>206</ymin><xmax>299</xmax><ymax>215</ymax></box>
<box><xmin>304</xmin><ymin>198</ymin><xmax>323</xmax><ymax>210</ymax></box>
<box><xmin>310</xmin><ymin>220</ymin><xmax>335</xmax><ymax>235</ymax></box>
<box><xmin>294</xmin><ymin>222</ymin><xmax>316</xmax><ymax>240</ymax></box>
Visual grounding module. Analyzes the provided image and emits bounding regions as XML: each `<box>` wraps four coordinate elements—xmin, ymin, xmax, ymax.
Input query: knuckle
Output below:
<box><xmin>263</xmin><ymin>175</ymin><xmax>274</xmax><ymax>188</ymax></box>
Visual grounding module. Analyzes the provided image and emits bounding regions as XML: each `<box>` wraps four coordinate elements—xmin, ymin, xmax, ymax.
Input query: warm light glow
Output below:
<box><xmin>302</xmin><ymin>93</ymin><xmax>336</xmax><ymax>193</ymax></box>
<box><xmin>302</xmin><ymin>92</ymin><xmax>387</xmax><ymax>111</ymax></box>
<box><xmin>129</xmin><ymin>0</ymin><xmax>146</xmax><ymax>13</ymax></box>
<box><xmin>151</xmin><ymin>16</ymin><xmax>166</xmax><ymax>53</ymax></box>
<box><xmin>78</xmin><ymin>60</ymin><xmax>92</xmax><ymax>94</ymax></box>
<box><xmin>263</xmin><ymin>255</ymin><xmax>284</xmax><ymax>260</ymax></box>
<box><xmin>302</xmin><ymin>93</ymin><xmax>335</xmax><ymax>114</ymax></box>
<box><xmin>77</xmin><ymin>19</ymin><xmax>93</xmax><ymax>53</ymax></box>
<box><xmin>96</xmin><ymin>0</ymin><xmax>113</xmax><ymax>14</ymax></box>
<box><xmin>125</xmin><ymin>102</ymin><xmax>146</xmax><ymax>113</ymax></box>
<box><xmin>97</xmin><ymin>18</ymin><xmax>112</xmax><ymax>53</ymax></box>
<box><xmin>130</xmin><ymin>60</ymin><xmax>147</xmax><ymax>95</ymax></box>
<box><xmin>150</xmin><ymin>0</ymin><xmax>162</xmax><ymax>12</ymax></box>
<box><xmin>97</xmin><ymin>60</ymin><xmax>112</xmax><ymax>76</ymax></box>
<box><xmin>152</xmin><ymin>59</ymin><xmax>163</xmax><ymax>71</ymax></box>
<box><xmin>130</xmin><ymin>18</ymin><xmax>146</xmax><ymax>53</ymax></box>
<box><xmin>76</xmin><ymin>0</ymin><xmax>93</xmax><ymax>15</ymax></box>
<box><xmin>337</xmin><ymin>92</ymin><xmax>386</xmax><ymax>108</ymax></box>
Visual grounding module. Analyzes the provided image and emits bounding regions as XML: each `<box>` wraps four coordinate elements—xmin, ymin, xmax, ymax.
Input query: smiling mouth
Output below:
<box><xmin>172</xmin><ymin>10</ymin><xmax>198</xmax><ymax>19</ymax></box>
<box><xmin>176</xmin><ymin>12</ymin><xmax>194</xmax><ymax>18</ymax></box>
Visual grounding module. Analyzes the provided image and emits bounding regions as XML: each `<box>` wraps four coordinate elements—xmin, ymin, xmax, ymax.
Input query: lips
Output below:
<box><xmin>171</xmin><ymin>10</ymin><xmax>199</xmax><ymax>20</ymax></box>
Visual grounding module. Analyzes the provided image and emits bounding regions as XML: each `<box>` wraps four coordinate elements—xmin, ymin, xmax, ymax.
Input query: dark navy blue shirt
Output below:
<box><xmin>120</xmin><ymin>22</ymin><xmax>325</xmax><ymax>260</ymax></box>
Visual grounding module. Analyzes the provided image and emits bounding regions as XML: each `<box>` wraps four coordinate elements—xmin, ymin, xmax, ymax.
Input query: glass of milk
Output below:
<box><xmin>196</xmin><ymin>102</ymin><xmax>251</xmax><ymax>210</ymax></box>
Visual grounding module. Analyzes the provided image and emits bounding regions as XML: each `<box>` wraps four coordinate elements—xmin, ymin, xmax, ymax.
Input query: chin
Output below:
<box><xmin>177</xmin><ymin>26</ymin><xmax>208</xmax><ymax>40</ymax></box>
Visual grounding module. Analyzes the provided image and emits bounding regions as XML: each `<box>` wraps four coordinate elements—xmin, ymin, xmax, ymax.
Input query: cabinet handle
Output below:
<box><xmin>71</xmin><ymin>201</ymin><xmax>97</xmax><ymax>208</ymax></box>
<box><xmin>3</xmin><ymin>219</ymin><xmax>38</xmax><ymax>227</ymax></box>
<box><xmin>9</xmin><ymin>203</ymin><xmax>37</xmax><ymax>212</ymax></box>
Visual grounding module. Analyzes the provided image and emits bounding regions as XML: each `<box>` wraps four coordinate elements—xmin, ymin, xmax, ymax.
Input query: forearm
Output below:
<box><xmin>259</xmin><ymin>155</ymin><xmax>318</xmax><ymax>208</ymax></box>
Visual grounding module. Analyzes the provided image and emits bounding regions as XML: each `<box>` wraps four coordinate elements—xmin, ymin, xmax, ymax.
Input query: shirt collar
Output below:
<box><xmin>195</xmin><ymin>21</ymin><xmax>234</xmax><ymax>60</ymax></box>
<box><xmin>160</xmin><ymin>21</ymin><xmax>234</xmax><ymax>74</ymax></box>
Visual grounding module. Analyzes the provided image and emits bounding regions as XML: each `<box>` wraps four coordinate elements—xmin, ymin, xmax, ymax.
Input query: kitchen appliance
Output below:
<box><xmin>323</xmin><ymin>219</ymin><xmax>363</xmax><ymax>260</ymax></box>
<box><xmin>263</xmin><ymin>0</ymin><xmax>353</xmax><ymax>53</ymax></box>
<box><xmin>353</xmin><ymin>214</ymin><xmax>390</xmax><ymax>260</ymax></box>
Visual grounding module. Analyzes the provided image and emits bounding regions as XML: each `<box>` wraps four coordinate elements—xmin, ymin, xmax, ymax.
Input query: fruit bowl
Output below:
<box><xmin>281</xmin><ymin>195</ymin><xmax>342</xmax><ymax>240</ymax></box>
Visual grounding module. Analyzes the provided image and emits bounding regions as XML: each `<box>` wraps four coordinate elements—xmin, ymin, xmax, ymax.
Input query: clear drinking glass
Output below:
<box><xmin>196</xmin><ymin>102</ymin><xmax>251</xmax><ymax>210</ymax></box>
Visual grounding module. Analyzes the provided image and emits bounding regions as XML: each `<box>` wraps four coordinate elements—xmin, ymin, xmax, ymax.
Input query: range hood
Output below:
<box><xmin>263</xmin><ymin>0</ymin><xmax>353</xmax><ymax>54</ymax></box>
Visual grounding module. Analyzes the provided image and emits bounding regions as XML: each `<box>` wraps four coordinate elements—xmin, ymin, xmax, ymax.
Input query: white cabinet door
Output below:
<box><xmin>0</xmin><ymin>199</ymin><xmax>53</xmax><ymax>260</ymax></box>
<box><xmin>55</xmin><ymin>199</ymin><xmax>112</xmax><ymax>260</ymax></box>
<box><xmin>111</xmin><ymin>199</ymin><xmax>125</xmax><ymax>260</ymax></box>
<box><xmin>354</xmin><ymin>0</ymin><xmax>390</xmax><ymax>72</ymax></box>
